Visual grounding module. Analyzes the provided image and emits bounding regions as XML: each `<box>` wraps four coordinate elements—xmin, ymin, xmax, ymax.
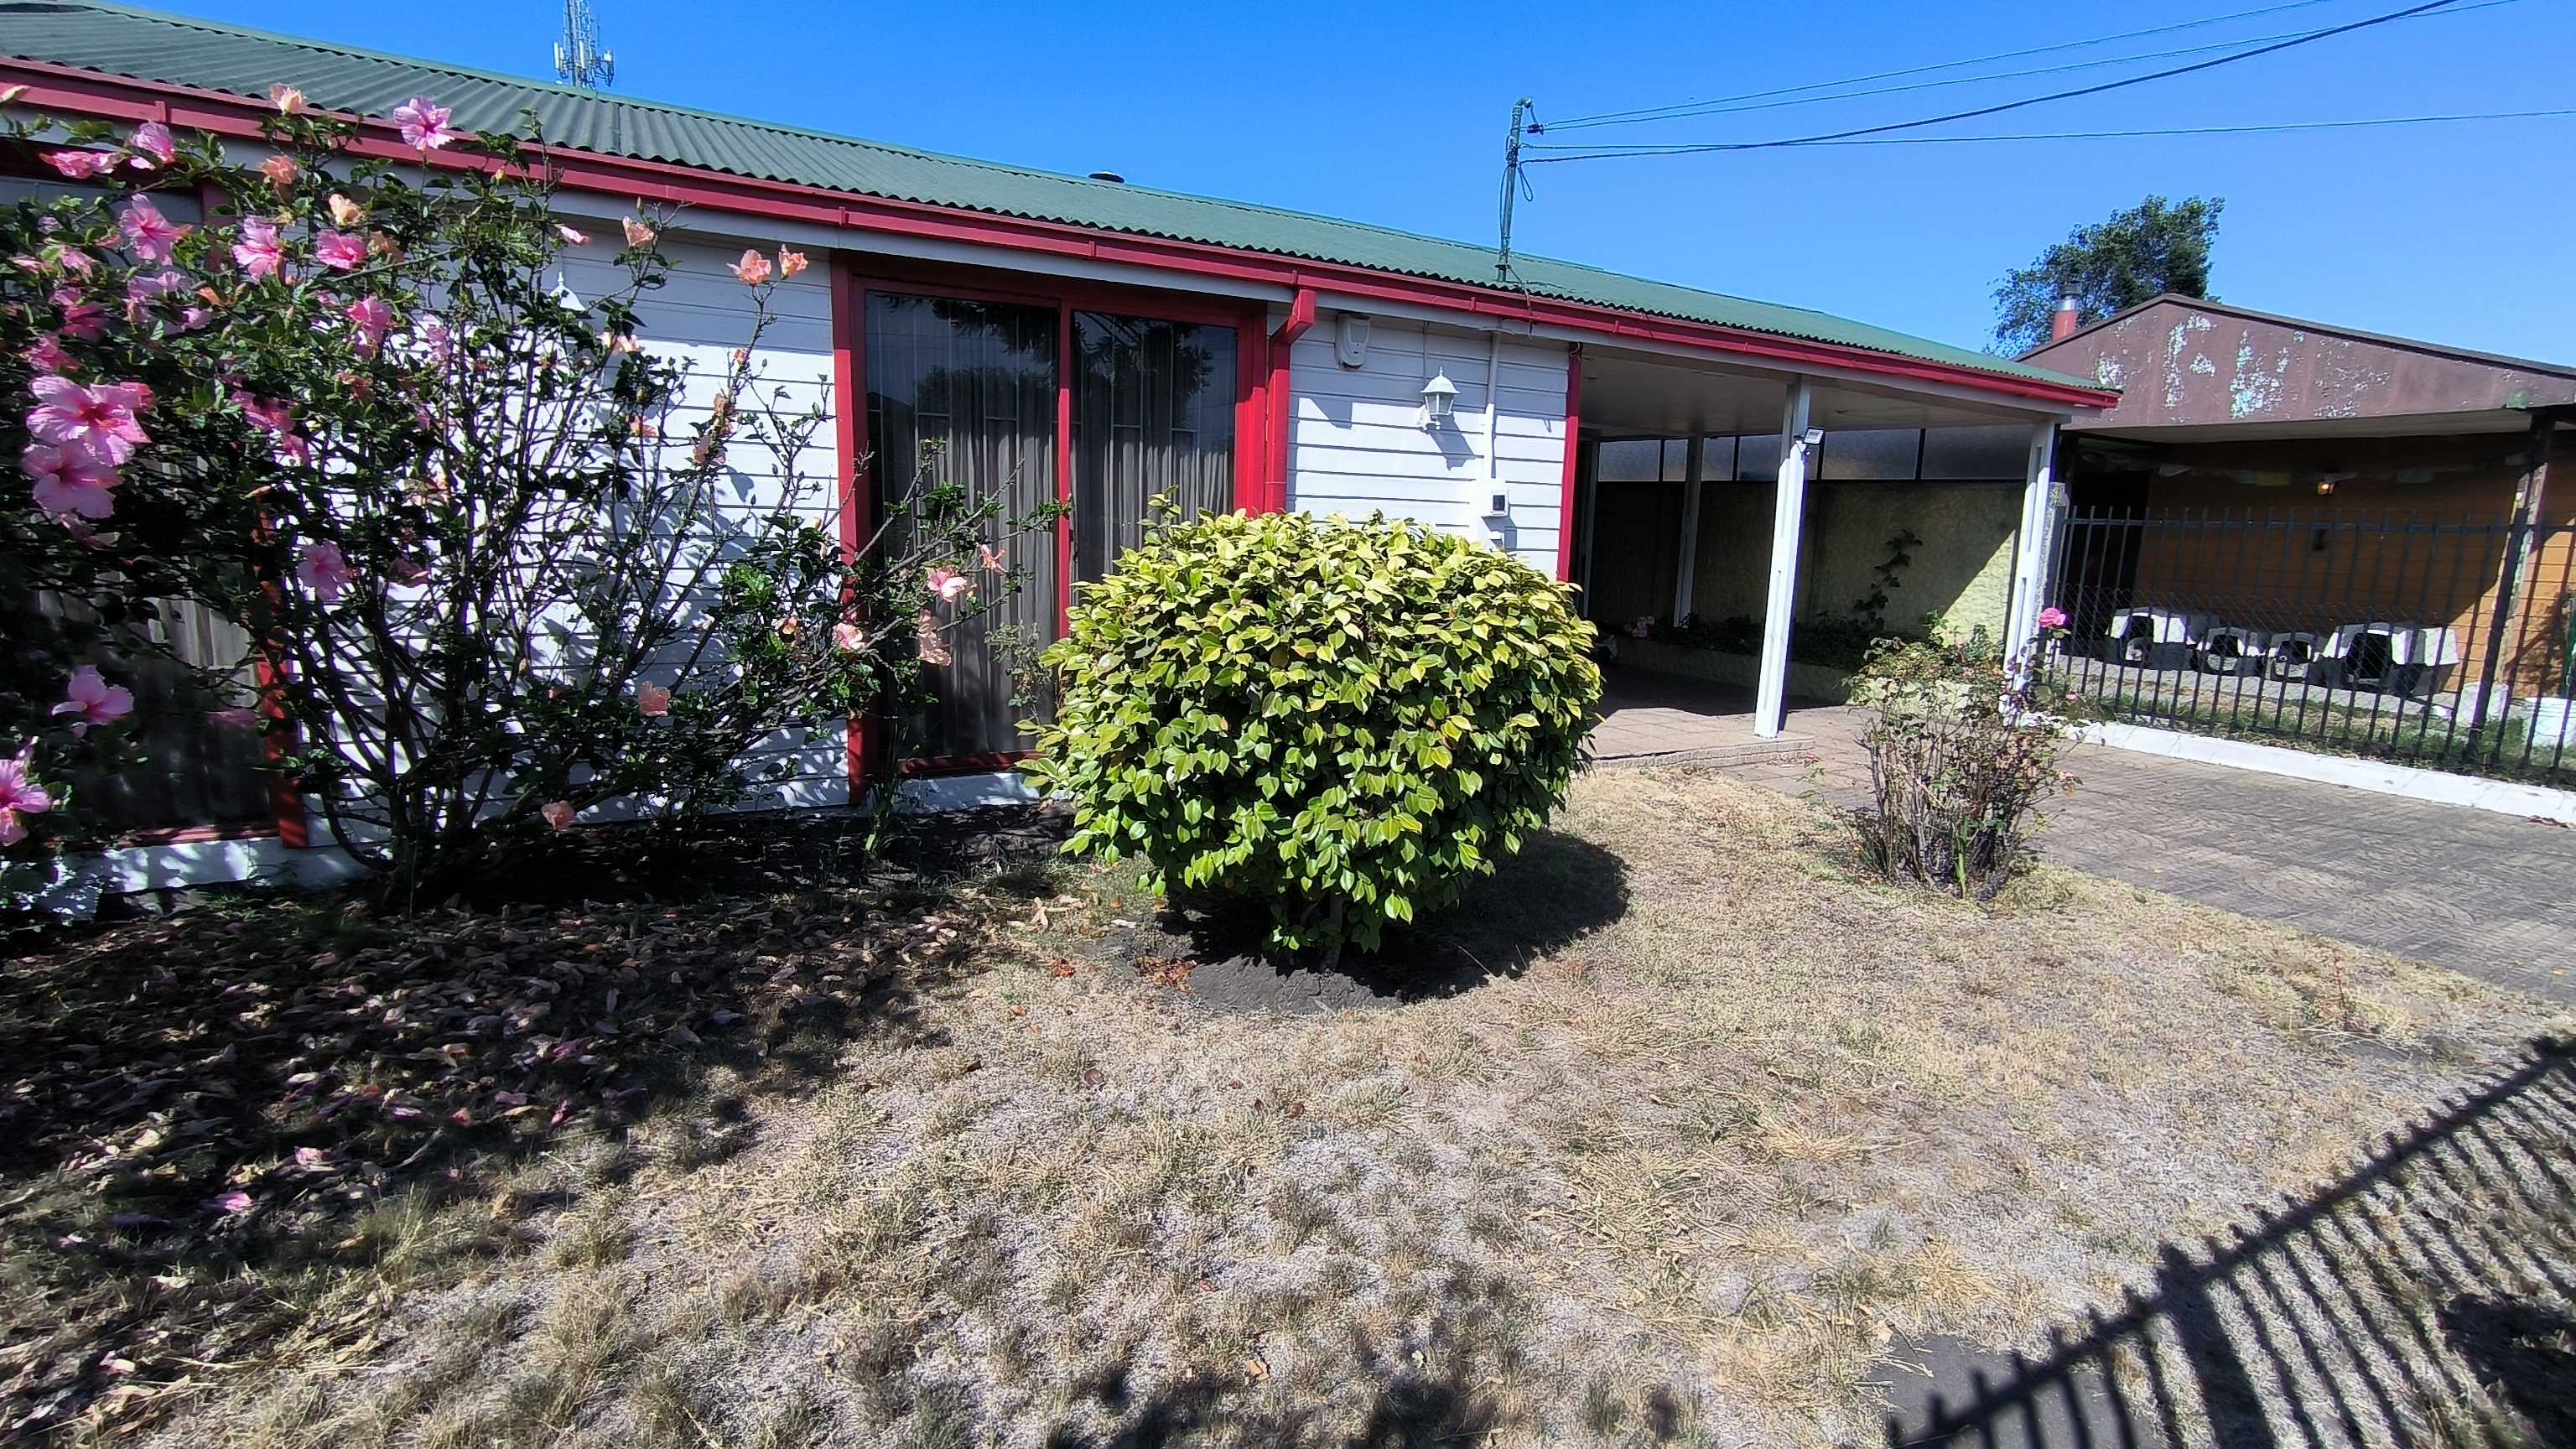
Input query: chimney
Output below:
<box><xmin>2049</xmin><ymin>295</ymin><xmax>2081</xmax><ymax>343</ymax></box>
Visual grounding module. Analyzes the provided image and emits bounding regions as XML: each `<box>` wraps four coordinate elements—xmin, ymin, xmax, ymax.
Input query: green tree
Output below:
<box><xmin>1992</xmin><ymin>195</ymin><xmax>2224</xmax><ymax>354</ymax></box>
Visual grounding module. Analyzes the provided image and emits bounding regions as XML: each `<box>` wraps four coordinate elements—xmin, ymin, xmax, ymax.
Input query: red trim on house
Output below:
<box><xmin>1265</xmin><ymin>288</ymin><xmax>1319</xmax><ymax>513</ymax></box>
<box><xmin>828</xmin><ymin>253</ymin><xmax>868</xmax><ymax>798</ymax></box>
<box><xmin>117</xmin><ymin>820</ymin><xmax>282</xmax><ymax>849</ymax></box>
<box><xmin>0</xmin><ymin>63</ymin><xmax>2119</xmax><ymax>412</ymax></box>
<box><xmin>1555</xmin><ymin>354</ymin><xmax>1584</xmax><ymax>584</ymax></box>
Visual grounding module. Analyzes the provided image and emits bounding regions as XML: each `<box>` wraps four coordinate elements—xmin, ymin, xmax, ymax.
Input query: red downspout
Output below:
<box><xmin>1265</xmin><ymin>288</ymin><xmax>1318</xmax><ymax>513</ymax></box>
<box><xmin>1555</xmin><ymin>348</ymin><xmax>1583</xmax><ymax>584</ymax></box>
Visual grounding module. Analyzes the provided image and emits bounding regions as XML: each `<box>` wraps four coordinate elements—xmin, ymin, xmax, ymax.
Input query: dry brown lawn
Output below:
<box><xmin>9</xmin><ymin>768</ymin><xmax>2573</xmax><ymax>1448</ymax></box>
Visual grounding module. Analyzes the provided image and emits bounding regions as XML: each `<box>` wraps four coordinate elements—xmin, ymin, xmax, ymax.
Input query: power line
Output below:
<box><xmin>1529</xmin><ymin>108</ymin><xmax>2573</xmax><ymax>163</ymax></box>
<box><xmin>1541</xmin><ymin>0</ymin><xmax>2347</xmax><ymax>131</ymax></box>
<box><xmin>1526</xmin><ymin>0</ymin><xmax>2515</xmax><ymax>142</ymax></box>
<box><xmin>1521</xmin><ymin>0</ymin><xmax>2467</xmax><ymax>165</ymax></box>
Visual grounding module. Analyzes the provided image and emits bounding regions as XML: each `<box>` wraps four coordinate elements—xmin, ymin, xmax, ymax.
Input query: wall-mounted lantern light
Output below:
<box><xmin>1419</xmin><ymin>371</ymin><xmax>1458</xmax><ymax>429</ymax></box>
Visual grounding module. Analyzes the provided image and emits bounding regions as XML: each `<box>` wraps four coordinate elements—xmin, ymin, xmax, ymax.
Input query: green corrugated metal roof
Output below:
<box><xmin>0</xmin><ymin>0</ymin><xmax>2098</xmax><ymax>394</ymax></box>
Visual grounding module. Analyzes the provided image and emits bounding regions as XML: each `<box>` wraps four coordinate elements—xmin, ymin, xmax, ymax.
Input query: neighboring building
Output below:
<box><xmin>0</xmin><ymin>2</ymin><xmax>2113</xmax><ymax>892</ymax></box>
<box><xmin>2023</xmin><ymin>295</ymin><xmax>2574</xmax><ymax>705</ymax></box>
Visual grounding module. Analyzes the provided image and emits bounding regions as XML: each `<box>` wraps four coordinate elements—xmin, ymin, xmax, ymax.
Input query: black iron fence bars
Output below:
<box><xmin>2040</xmin><ymin>507</ymin><xmax>2575</xmax><ymax>787</ymax></box>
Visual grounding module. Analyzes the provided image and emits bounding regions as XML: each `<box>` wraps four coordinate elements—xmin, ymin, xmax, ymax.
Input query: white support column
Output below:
<box><xmin>1753</xmin><ymin>381</ymin><xmax>1813</xmax><ymax>738</ymax></box>
<box><xmin>2003</xmin><ymin>421</ymin><xmax>2062</xmax><ymax>666</ymax></box>
<box><xmin>1673</xmin><ymin>434</ymin><xmax>1704</xmax><ymax>623</ymax></box>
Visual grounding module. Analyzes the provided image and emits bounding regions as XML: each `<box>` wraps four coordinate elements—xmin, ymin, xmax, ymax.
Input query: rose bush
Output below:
<box><xmin>1</xmin><ymin>89</ymin><xmax>1040</xmax><ymax>906</ymax></box>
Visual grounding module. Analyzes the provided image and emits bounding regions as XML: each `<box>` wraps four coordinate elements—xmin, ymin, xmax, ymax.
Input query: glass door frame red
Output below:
<box><xmin>831</xmin><ymin>252</ymin><xmax>1278</xmax><ymax>784</ymax></box>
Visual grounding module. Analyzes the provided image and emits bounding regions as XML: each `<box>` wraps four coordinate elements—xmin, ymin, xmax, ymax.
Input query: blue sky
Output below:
<box><xmin>153</xmin><ymin>0</ymin><xmax>2573</xmax><ymax>361</ymax></box>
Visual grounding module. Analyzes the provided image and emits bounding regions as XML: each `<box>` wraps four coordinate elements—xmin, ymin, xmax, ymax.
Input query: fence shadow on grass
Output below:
<box><xmin>1877</xmin><ymin>1036</ymin><xmax>2576</xmax><ymax>1448</ymax></box>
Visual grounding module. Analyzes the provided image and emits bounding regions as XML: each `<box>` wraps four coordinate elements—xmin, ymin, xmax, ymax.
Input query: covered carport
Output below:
<box><xmin>1565</xmin><ymin>342</ymin><xmax>2107</xmax><ymax>746</ymax></box>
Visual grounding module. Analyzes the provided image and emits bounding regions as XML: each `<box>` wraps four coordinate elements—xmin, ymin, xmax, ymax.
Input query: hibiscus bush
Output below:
<box><xmin>1024</xmin><ymin>511</ymin><xmax>1600</xmax><ymax>964</ymax></box>
<box><xmin>1</xmin><ymin>88</ymin><xmax>1036</xmax><ymax>906</ymax></box>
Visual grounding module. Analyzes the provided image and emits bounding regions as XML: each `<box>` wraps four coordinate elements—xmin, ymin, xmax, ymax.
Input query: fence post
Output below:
<box><xmin>2464</xmin><ymin>414</ymin><xmax>2558</xmax><ymax>756</ymax></box>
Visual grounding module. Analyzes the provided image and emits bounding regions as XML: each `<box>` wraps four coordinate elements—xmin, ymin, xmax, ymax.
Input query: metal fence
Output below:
<box><xmin>2043</xmin><ymin>507</ymin><xmax>2575</xmax><ymax>787</ymax></box>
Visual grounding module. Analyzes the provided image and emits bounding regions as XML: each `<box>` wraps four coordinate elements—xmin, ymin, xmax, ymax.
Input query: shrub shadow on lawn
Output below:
<box><xmin>1148</xmin><ymin>829</ymin><xmax>1630</xmax><ymax>1016</ymax></box>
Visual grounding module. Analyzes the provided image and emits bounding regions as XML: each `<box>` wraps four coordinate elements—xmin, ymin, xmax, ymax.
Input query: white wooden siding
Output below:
<box><xmin>551</xmin><ymin>232</ymin><xmax>849</xmax><ymax>813</ymax></box>
<box><xmin>1286</xmin><ymin>319</ymin><xmax>1570</xmax><ymax>574</ymax></box>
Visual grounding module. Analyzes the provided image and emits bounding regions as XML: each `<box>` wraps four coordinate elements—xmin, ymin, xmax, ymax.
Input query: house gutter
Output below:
<box><xmin>0</xmin><ymin>60</ymin><xmax>2120</xmax><ymax>413</ymax></box>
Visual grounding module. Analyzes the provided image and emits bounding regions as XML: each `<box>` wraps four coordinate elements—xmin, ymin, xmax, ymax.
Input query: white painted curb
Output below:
<box><xmin>2075</xmin><ymin>720</ymin><xmax>2576</xmax><ymax>826</ymax></box>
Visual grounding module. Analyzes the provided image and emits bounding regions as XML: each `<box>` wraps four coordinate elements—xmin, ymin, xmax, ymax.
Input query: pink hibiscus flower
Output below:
<box><xmin>24</xmin><ymin>444</ymin><xmax>118</xmax><ymax>519</ymax></box>
<box><xmin>914</xmin><ymin>610</ymin><xmax>952</xmax><ymax>667</ymax></box>
<box><xmin>126</xmin><ymin>122</ymin><xmax>176</xmax><ymax>169</ymax></box>
<box><xmin>0</xmin><ymin>747</ymin><xmax>53</xmax><ymax>846</ymax></box>
<box><xmin>554</xmin><ymin>223</ymin><xmax>589</xmax><ymax>247</ymax></box>
<box><xmin>776</xmin><ymin>249</ymin><xmax>808</xmax><ymax>279</ymax></box>
<box><xmin>390</xmin><ymin>96</ymin><xmax>460</xmax><ymax>150</ymax></box>
<box><xmin>621</xmin><ymin>216</ymin><xmax>655</xmax><ymax>248</ymax></box>
<box><xmin>312</xmin><ymin>230</ymin><xmax>366</xmax><ymax>272</ymax></box>
<box><xmin>832</xmin><ymin>621</ymin><xmax>864</xmax><ymax>652</ymax></box>
<box><xmin>117</xmin><ymin>195</ymin><xmax>187</xmax><ymax>262</ymax></box>
<box><xmin>39</xmin><ymin>150</ymin><xmax>117</xmax><ymax>179</ymax></box>
<box><xmin>23</xmin><ymin>334</ymin><xmax>76</xmax><ymax>375</ymax></box>
<box><xmin>28</xmin><ymin>375</ymin><xmax>151</xmax><ymax>464</ymax></box>
<box><xmin>636</xmin><ymin>682</ymin><xmax>671</xmax><ymax>717</ymax></box>
<box><xmin>236</xmin><ymin>392</ymin><xmax>295</xmax><ymax>435</ymax></box>
<box><xmin>539</xmin><ymin>801</ymin><xmax>576</xmax><ymax>831</ymax></box>
<box><xmin>231</xmin><ymin>216</ymin><xmax>287</xmax><ymax>280</ymax></box>
<box><xmin>269</xmin><ymin>84</ymin><xmax>307</xmax><ymax>116</ymax></box>
<box><xmin>729</xmin><ymin>248</ymin><xmax>771</xmax><ymax>286</ymax></box>
<box><xmin>344</xmin><ymin>296</ymin><xmax>396</xmax><ymax>356</ymax></box>
<box><xmin>415</xmin><ymin>314</ymin><xmax>454</xmax><ymax>364</ymax></box>
<box><xmin>927</xmin><ymin>567</ymin><xmax>973</xmax><ymax>604</ymax></box>
<box><xmin>52</xmin><ymin>666</ymin><xmax>133</xmax><ymax>735</ymax></box>
<box><xmin>296</xmin><ymin>541</ymin><xmax>355</xmax><ymax>604</ymax></box>
<box><xmin>122</xmin><ymin>268</ymin><xmax>189</xmax><ymax>326</ymax></box>
<box><xmin>258</xmin><ymin>153</ymin><xmax>299</xmax><ymax>195</ymax></box>
<box><xmin>51</xmin><ymin>288</ymin><xmax>105</xmax><ymax>341</ymax></box>
<box><xmin>975</xmin><ymin>542</ymin><xmax>1008</xmax><ymax>572</ymax></box>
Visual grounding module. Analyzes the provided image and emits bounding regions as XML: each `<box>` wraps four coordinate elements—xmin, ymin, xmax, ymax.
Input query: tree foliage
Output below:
<box><xmin>1025</xmin><ymin>511</ymin><xmax>1600</xmax><ymax>963</ymax></box>
<box><xmin>2</xmin><ymin>92</ymin><xmax>1038</xmax><ymax>907</ymax></box>
<box><xmin>1992</xmin><ymin>195</ymin><xmax>2224</xmax><ymax>354</ymax></box>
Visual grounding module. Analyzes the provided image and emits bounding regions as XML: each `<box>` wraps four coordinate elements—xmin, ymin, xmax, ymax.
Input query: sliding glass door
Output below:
<box><xmin>863</xmin><ymin>293</ymin><xmax>1058</xmax><ymax>759</ymax></box>
<box><xmin>860</xmin><ymin>288</ymin><xmax>1246</xmax><ymax>765</ymax></box>
<box><xmin>1071</xmin><ymin>312</ymin><xmax>1237</xmax><ymax>584</ymax></box>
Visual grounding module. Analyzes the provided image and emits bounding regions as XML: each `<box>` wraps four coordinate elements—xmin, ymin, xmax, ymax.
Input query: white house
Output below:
<box><xmin>0</xmin><ymin>2</ymin><xmax>2115</xmax><ymax>895</ymax></box>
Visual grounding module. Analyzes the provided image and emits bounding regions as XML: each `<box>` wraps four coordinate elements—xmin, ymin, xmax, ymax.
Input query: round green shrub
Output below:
<box><xmin>1024</xmin><ymin>511</ymin><xmax>1601</xmax><ymax>959</ymax></box>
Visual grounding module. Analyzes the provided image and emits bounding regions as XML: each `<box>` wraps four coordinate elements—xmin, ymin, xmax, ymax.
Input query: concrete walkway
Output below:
<box><xmin>1711</xmin><ymin>705</ymin><xmax>2576</xmax><ymax>1001</ymax></box>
